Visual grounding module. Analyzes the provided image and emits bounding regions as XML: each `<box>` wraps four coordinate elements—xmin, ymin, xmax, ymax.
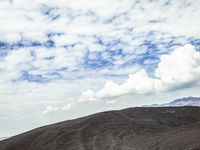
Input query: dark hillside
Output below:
<box><xmin>1</xmin><ymin>107</ymin><xmax>200</xmax><ymax>150</ymax></box>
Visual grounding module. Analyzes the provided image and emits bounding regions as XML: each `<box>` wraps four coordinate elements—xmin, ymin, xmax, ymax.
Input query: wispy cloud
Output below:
<box><xmin>43</xmin><ymin>104</ymin><xmax>72</xmax><ymax>115</ymax></box>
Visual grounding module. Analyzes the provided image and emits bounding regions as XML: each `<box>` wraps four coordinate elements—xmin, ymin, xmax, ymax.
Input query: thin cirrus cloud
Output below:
<box><xmin>79</xmin><ymin>44</ymin><xmax>200</xmax><ymax>102</ymax></box>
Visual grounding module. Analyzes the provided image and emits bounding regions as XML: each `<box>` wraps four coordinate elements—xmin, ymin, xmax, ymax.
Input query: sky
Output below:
<box><xmin>0</xmin><ymin>0</ymin><xmax>200</xmax><ymax>137</ymax></box>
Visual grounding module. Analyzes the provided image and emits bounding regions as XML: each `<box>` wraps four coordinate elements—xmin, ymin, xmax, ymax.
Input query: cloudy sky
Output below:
<box><xmin>0</xmin><ymin>0</ymin><xmax>200</xmax><ymax>137</ymax></box>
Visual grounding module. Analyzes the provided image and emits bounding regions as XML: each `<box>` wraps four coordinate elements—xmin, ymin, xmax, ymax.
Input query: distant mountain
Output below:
<box><xmin>1</xmin><ymin>107</ymin><xmax>200</xmax><ymax>150</ymax></box>
<box><xmin>150</xmin><ymin>97</ymin><xmax>200</xmax><ymax>107</ymax></box>
<box><xmin>0</xmin><ymin>137</ymin><xmax>8</xmax><ymax>141</ymax></box>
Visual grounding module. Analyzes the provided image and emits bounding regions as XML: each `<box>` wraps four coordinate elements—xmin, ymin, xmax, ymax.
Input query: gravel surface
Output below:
<box><xmin>1</xmin><ymin>106</ymin><xmax>200</xmax><ymax>150</ymax></box>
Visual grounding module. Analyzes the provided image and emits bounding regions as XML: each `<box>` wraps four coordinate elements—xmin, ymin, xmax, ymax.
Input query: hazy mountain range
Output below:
<box><xmin>149</xmin><ymin>97</ymin><xmax>200</xmax><ymax>107</ymax></box>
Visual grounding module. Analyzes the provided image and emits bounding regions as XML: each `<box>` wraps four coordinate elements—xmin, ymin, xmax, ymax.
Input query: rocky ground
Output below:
<box><xmin>1</xmin><ymin>106</ymin><xmax>200</xmax><ymax>150</ymax></box>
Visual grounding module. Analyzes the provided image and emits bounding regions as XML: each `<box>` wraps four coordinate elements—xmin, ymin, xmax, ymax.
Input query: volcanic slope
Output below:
<box><xmin>1</xmin><ymin>107</ymin><xmax>200</xmax><ymax>150</ymax></box>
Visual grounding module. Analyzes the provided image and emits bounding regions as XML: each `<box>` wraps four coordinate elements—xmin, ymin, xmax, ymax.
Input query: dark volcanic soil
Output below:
<box><xmin>1</xmin><ymin>107</ymin><xmax>200</xmax><ymax>150</ymax></box>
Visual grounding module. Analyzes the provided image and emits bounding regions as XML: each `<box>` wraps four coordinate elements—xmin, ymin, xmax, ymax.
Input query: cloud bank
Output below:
<box><xmin>79</xmin><ymin>44</ymin><xmax>200</xmax><ymax>101</ymax></box>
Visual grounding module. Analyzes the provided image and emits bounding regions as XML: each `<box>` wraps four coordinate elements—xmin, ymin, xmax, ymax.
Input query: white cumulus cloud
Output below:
<box><xmin>79</xmin><ymin>44</ymin><xmax>200</xmax><ymax>101</ymax></box>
